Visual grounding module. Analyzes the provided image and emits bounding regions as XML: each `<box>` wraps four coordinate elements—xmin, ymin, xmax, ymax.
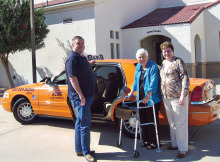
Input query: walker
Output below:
<box><xmin>115</xmin><ymin>95</ymin><xmax>162</xmax><ymax>157</ymax></box>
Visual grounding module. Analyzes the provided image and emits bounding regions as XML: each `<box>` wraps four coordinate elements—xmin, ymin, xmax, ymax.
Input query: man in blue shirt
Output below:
<box><xmin>65</xmin><ymin>36</ymin><xmax>97</xmax><ymax>162</ymax></box>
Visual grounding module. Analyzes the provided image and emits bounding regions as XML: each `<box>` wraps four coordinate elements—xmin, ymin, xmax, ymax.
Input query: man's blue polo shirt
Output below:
<box><xmin>65</xmin><ymin>51</ymin><xmax>97</xmax><ymax>100</ymax></box>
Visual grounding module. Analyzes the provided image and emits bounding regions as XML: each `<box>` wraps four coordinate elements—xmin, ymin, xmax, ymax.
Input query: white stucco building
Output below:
<box><xmin>0</xmin><ymin>0</ymin><xmax>220</xmax><ymax>88</ymax></box>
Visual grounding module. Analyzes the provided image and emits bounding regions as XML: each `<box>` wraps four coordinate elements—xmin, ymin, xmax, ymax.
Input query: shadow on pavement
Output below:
<box><xmin>31</xmin><ymin>117</ymin><xmax>75</xmax><ymax>129</ymax></box>
<box><xmin>21</xmin><ymin>116</ymin><xmax>220</xmax><ymax>161</ymax></box>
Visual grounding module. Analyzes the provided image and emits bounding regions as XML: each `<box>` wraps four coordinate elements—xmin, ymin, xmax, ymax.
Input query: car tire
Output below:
<box><xmin>119</xmin><ymin>111</ymin><xmax>140</xmax><ymax>138</ymax></box>
<box><xmin>13</xmin><ymin>98</ymin><xmax>37</xmax><ymax>124</ymax></box>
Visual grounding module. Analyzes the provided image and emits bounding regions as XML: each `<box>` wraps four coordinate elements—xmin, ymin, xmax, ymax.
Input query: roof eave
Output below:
<box><xmin>36</xmin><ymin>0</ymin><xmax>94</xmax><ymax>11</ymax></box>
<box><xmin>189</xmin><ymin>0</ymin><xmax>220</xmax><ymax>23</ymax></box>
<box><xmin>122</xmin><ymin>22</ymin><xmax>191</xmax><ymax>30</ymax></box>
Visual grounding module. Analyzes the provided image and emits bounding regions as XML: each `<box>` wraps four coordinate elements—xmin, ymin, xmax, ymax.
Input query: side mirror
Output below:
<box><xmin>45</xmin><ymin>77</ymin><xmax>52</xmax><ymax>85</ymax></box>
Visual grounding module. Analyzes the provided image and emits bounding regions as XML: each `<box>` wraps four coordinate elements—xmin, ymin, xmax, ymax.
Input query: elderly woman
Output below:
<box><xmin>160</xmin><ymin>41</ymin><xmax>190</xmax><ymax>158</ymax></box>
<box><xmin>128</xmin><ymin>48</ymin><xmax>162</xmax><ymax>149</ymax></box>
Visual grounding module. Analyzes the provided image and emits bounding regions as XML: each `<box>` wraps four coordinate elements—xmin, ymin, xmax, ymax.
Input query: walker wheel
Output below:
<box><xmin>116</xmin><ymin>141</ymin><xmax>122</xmax><ymax>147</ymax></box>
<box><xmin>133</xmin><ymin>150</ymin><xmax>139</xmax><ymax>157</ymax></box>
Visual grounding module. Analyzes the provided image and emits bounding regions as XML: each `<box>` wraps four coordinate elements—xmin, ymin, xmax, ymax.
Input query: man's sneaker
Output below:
<box><xmin>85</xmin><ymin>154</ymin><xmax>95</xmax><ymax>162</ymax></box>
<box><xmin>76</xmin><ymin>150</ymin><xmax>95</xmax><ymax>156</ymax></box>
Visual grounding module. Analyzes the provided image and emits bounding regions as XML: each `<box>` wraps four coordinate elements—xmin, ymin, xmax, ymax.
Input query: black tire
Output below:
<box><xmin>13</xmin><ymin>98</ymin><xmax>37</xmax><ymax>124</ymax></box>
<box><xmin>120</xmin><ymin>111</ymin><xmax>140</xmax><ymax>138</ymax></box>
<box><xmin>116</xmin><ymin>141</ymin><xmax>122</xmax><ymax>147</ymax></box>
<box><xmin>133</xmin><ymin>150</ymin><xmax>139</xmax><ymax>158</ymax></box>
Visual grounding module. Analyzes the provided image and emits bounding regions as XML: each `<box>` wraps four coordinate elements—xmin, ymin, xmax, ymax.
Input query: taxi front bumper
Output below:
<box><xmin>1</xmin><ymin>97</ymin><xmax>12</xmax><ymax>112</ymax></box>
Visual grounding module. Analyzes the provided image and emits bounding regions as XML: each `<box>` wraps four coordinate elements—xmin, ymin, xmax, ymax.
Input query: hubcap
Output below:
<box><xmin>122</xmin><ymin>112</ymin><xmax>138</xmax><ymax>135</ymax></box>
<box><xmin>21</xmin><ymin>107</ymin><xmax>32</xmax><ymax>117</ymax></box>
<box><xmin>128</xmin><ymin>116</ymin><xmax>137</xmax><ymax>128</ymax></box>
<box><xmin>18</xmin><ymin>103</ymin><xmax>35</xmax><ymax>121</ymax></box>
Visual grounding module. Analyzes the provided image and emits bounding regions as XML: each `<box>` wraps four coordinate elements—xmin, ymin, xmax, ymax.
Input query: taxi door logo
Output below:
<box><xmin>49</xmin><ymin>91</ymin><xmax>66</xmax><ymax>101</ymax></box>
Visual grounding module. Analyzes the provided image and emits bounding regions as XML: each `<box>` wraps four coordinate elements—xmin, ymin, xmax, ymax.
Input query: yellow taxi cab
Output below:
<box><xmin>1</xmin><ymin>59</ymin><xmax>220</xmax><ymax>137</ymax></box>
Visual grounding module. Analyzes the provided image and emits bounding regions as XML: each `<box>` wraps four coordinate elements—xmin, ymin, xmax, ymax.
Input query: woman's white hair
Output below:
<box><xmin>136</xmin><ymin>48</ymin><xmax>148</xmax><ymax>58</ymax></box>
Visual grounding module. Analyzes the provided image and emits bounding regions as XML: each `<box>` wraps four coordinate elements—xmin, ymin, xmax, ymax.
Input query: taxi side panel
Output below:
<box><xmin>38</xmin><ymin>84</ymin><xmax>71</xmax><ymax>118</ymax></box>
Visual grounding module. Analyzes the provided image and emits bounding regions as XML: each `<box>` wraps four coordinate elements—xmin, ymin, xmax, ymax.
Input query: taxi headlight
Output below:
<box><xmin>3</xmin><ymin>92</ymin><xmax>9</xmax><ymax>98</ymax></box>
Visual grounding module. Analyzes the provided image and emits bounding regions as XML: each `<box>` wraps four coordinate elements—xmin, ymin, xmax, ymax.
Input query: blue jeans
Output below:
<box><xmin>71</xmin><ymin>97</ymin><xmax>94</xmax><ymax>155</ymax></box>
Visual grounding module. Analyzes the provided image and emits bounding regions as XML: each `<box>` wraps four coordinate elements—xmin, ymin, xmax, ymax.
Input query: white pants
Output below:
<box><xmin>163</xmin><ymin>95</ymin><xmax>189</xmax><ymax>152</ymax></box>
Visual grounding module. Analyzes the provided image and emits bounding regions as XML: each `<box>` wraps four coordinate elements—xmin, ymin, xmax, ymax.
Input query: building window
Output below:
<box><xmin>63</xmin><ymin>18</ymin><xmax>72</xmax><ymax>24</ymax></box>
<box><xmin>110</xmin><ymin>30</ymin><xmax>114</xmax><ymax>39</ymax></box>
<box><xmin>115</xmin><ymin>31</ymin><xmax>119</xmax><ymax>39</ymax></box>
<box><xmin>116</xmin><ymin>44</ymin><xmax>120</xmax><ymax>58</ymax></box>
<box><xmin>110</xmin><ymin>43</ymin><xmax>115</xmax><ymax>59</ymax></box>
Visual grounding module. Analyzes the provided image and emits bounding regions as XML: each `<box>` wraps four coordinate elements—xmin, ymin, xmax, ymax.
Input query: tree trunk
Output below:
<box><xmin>0</xmin><ymin>54</ymin><xmax>15</xmax><ymax>88</ymax></box>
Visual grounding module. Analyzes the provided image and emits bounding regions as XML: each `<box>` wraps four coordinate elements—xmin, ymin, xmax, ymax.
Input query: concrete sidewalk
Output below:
<box><xmin>0</xmin><ymin>105</ymin><xmax>220</xmax><ymax>162</ymax></box>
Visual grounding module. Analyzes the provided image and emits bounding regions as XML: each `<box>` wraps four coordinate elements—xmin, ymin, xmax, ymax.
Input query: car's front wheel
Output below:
<box><xmin>13</xmin><ymin>98</ymin><xmax>37</xmax><ymax>124</ymax></box>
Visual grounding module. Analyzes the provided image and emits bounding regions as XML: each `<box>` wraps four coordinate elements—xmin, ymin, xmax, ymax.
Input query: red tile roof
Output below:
<box><xmin>122</xmin><ymin>0</ymin><xmax>220</xmax><ymax>29</ymax></box>
<box><xmin>35</xmin><ymin>0</ymin><xmax>78</xmax><ymax>8</ymax></box>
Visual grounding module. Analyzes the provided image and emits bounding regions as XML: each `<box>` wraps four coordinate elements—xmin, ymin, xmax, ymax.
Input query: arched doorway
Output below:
<box><xmin>141</xmin><ymin>35</ymin><xmax>171</xmax><ymax>65</ymax></box>
<box><xmin>195</xmin><ymin>34</ymin><xmax>202</xmax><ymax>78</ymax></box>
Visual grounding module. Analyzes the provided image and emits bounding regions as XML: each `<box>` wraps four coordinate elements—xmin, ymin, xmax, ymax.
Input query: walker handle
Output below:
<box><xmin>122</xmin><ymin>95</ymin><xmax>136</xmax><ymax>106</ymax></box>
<box><xmin>137</xmin><ymin>99</ymin><xmax>154</xmax><ymax>107</ymax></box>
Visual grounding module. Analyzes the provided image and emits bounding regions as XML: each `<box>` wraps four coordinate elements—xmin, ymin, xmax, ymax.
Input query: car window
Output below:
<box><xmin>53</xmin><ymin>71</ymin><xmax>67</xmax><ymax>85</ymax></box>
<box><xmin>94</xmin><ymin>66</ymin><xmax>117</xmax><ymax>79</ymax></box>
